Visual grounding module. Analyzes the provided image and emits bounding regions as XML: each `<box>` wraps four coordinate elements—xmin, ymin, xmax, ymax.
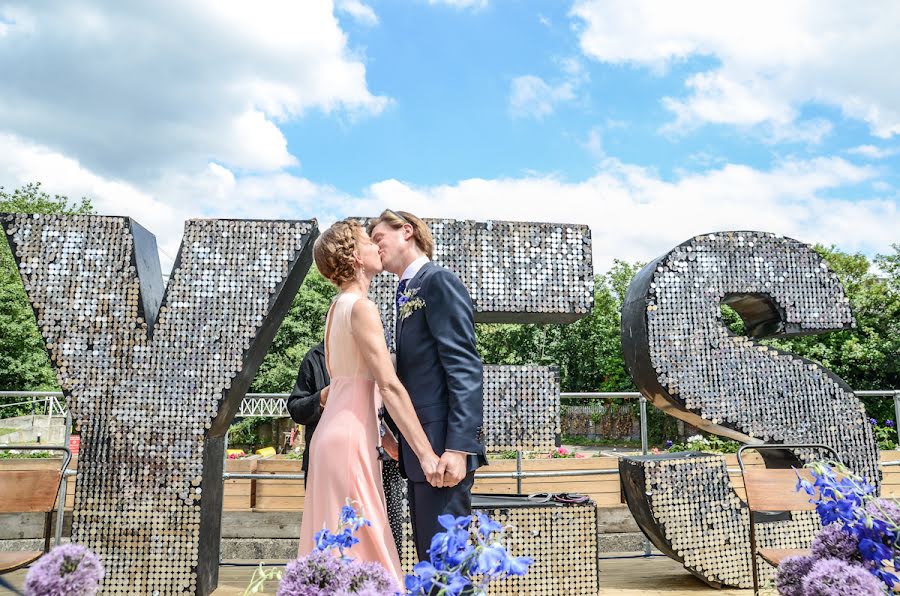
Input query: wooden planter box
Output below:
<box><xmin>254</xmin><ymin>456</ymin><xmax>305</xmax><ymax>512</ymax></box>
<box><xmin>224</xmin><ymin>456</ymin><xmax>260</xmax><ymax>511</ymax></box>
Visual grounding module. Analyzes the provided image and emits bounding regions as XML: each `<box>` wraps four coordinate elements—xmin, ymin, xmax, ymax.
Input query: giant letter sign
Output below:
<box><xmin>619</xmin><ymin>231</ymin><xmax>877</xmax><ymax>588</ymax></box>
<box><xmin>2</xmin><ymin>214</ymin><xmax>316</xmax><ymax>595</ymax></box>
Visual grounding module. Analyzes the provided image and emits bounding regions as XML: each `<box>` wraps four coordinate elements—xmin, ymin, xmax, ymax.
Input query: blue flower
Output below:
<box><xmin>476</xmin><ymin>512</ymin><xmax>503</xmax><ymax>539</ymax></box>
<box><xmin>334</xmin><ymin>527</ymin><xmax>359</xmax><ymax>550</ymax></box>
<box><xmin>437</xmin><ymin>514</ymin><xmax>473</xmax><ymax>531</ymax></box>
<box><xmin>796</xmin><ymin>475</ymin><xmax>815</xmax><ymax>496</ymax></box>
<box><xmin>506</xmin><ymin>555</ymin><xmax>534</xmax><ymax>576</ymax></box>
<box><xmin>665</xmin><ymin>440</ymin><xmax>673</xmax><ymax>448</ymax></box>
<box><xmin>859</xmin><ymin>538</ymin><xmax>892</xmax><ymax>563</ymax></box>
<box><xmin>869</xmin><ymin>417</ymin><xmax>878</xmax><ymax>425</ymax></box>
<box><xmin>888</xmin><ymin>419</ymin><xmax>895</xmax><ymax>428</ymax></box>
<box><xmin>314</xmin><ymin>528</ymin><xmax>333</xmax><ymax>551</ymax></box>
<box><xmin>405</xmin><ymin>511</ymin><xmax>532</xmax><ymax>594</ymax></box>
<box><xmin>475</xmin><ymin>544</ymin><xmax>507</xmax><ymax>576</ymax></box>
<box><xmin>339</xmin><ymin>504</ymin><xmax>356</xmax><ymax>524</ymax></box>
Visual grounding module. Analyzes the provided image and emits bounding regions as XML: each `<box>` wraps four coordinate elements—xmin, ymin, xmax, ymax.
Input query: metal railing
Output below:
<box><xmin>5</xmin><ymin>388</ymin><xmax>899</xmax><ymax>554</ymax></box>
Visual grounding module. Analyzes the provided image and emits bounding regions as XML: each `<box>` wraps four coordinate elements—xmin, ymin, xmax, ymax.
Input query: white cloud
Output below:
<box><xmin>509</xmin><ymin>59</ymin><xmax>586</xmax><ymax>120</ymax></box>
<box><xmin>509</xmin><ymin>76</ymin><xmax>577</xmax><ymax>119</ymax></box>
<box><xmin>427</xmin><ymin>0</ymin><xmax>488</xmax><ymax>9</ymax></box>
<box><xmin>344</xmin><ymin>156</ymin><xmax>895</xmax><ymax>271</ymax></box>
<box><xmin>847</xmin><ymin>145</ymin><xmax>898</xmax><ymax>159</ymax></box>
<box><xmin>336</xmin><ymin>0</ymin><xmax>379</xmax><ymax>26</ymax></box>
<box><xmin>2</xmin><ymin>132</ymin><xmax>895</xmax><ymax>274</ymax></box>
<box><xmin>571</xmin><ymin>0</ymin><xmax>900</xmax><ymax>139</ymax></box>
<box><xmin>0</xmin><ymin>1</ymin><xmax>388</xmax><ymax>181</ymax></box>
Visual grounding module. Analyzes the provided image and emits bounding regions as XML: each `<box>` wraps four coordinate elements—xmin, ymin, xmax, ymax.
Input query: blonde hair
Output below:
<box><xmin>367</xmin><ymin>210</ymin><xmax>434</xmax><ymax>259</ymax></box>
<box><xmin>314</xmin><ymin>219</ymin><xmax>364</xmax><ymax>287</ymax></box>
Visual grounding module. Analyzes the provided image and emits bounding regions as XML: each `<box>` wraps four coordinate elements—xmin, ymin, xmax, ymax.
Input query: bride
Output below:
<box><xmin>297</xmin><ymin>218</ymin><xmax>441</xmax><ymax>581</ymax></box>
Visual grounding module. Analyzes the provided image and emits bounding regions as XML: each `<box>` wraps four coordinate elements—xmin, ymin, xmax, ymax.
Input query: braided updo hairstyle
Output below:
<box><xmin>314</xmin><ymin>219</ymin><xmax>364</xmax><ymax>287</ymax></box>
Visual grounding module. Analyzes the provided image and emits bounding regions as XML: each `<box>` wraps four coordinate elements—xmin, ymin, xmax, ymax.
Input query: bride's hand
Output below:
<box><xmin>382</xmin><ymin>431</ymin><xmax>399</xmax><ymax>460</ymax></box>
<box><xmin>420</xmin><ymin>451</ymin><xmax>442</xmax><ymax>488</ymax></box>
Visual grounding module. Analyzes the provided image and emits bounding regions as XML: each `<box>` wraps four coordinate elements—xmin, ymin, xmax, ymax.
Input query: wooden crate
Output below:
<box><xmin>254</xmin><ymin>457</ymin><xmax>305</xmax><ymax>511</ymax></box>
<box><xmin>224</xmin><ymin>456</ymin><xmax>260</xmax><ymax>510</ymax></box>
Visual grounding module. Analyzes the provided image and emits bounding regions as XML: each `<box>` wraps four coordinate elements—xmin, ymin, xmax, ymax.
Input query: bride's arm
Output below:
<box><xmin>351</xmin><ymin>299</ymin><xmax>440</xmax><ymax>486</ymax></box>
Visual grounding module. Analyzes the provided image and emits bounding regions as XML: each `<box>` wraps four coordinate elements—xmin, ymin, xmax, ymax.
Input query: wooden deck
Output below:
<box><xmin>2</xmin><ymin>555</ymin><xmax>759</xmax><ymax>595</ymax></box>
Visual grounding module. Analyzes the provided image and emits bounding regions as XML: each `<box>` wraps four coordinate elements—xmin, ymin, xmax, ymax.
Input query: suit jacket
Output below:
<box><xmin>286</xmin><ymin>342</ymin><xmax>329</xmax><ymax>475</ymax></box>
<box><xmin>395</xmin><ymin>261</ymin><xmax>488</xmax><ymax>483</ymax></box>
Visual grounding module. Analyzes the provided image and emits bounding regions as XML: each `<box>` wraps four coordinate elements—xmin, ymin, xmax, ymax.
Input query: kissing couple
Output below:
<box><xmin>297</xmin><ymin>210</ymin><xmax>488</xmax><ymax>583</ymax></box>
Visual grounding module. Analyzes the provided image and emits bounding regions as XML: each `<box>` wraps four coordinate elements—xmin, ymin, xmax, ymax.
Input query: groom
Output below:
<box><xmin>369</xmin><ymin>210</ymin><xmax>487</xmax><ymax>561</ymax></box>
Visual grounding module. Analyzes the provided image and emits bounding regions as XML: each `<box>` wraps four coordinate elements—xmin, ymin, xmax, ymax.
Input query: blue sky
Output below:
<box><xmin>0</xmin><ymin>1</ymin><xmax>897</xmax><ymax>271</ymax></box>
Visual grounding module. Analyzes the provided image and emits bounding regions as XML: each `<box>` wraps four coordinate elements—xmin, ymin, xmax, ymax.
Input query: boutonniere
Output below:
<box><xmin>398</xmin><ymin>287</ymin><xmax>426</xmax><ymax>321</ymax></box>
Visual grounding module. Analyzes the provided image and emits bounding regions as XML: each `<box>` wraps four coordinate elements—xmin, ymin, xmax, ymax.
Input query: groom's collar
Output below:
<box><xmin>400</xmin><ymin>255</ymin><xmax>430</xmax><ymax>282</ymax></box>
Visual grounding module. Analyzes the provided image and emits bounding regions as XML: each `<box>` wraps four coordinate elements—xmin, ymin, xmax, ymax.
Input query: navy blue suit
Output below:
<box><xmin>394</xmin><ymin>261</ymin><xmax>487</xmax><ymax>560</ymax></box>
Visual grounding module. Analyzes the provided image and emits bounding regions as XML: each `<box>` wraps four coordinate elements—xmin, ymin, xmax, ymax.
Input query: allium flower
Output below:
<box><xmin>341</xmin><ymin>560</ymin><xmax>399</xmax><ymax>595</ymax></box>
<box><xmin>24</xmin><ymin>544</ymin><xmax>104</xmax><ymax>596</ymax></box>
<box><xmin>865</xmin><ymin>497</ymin><xmax>900</xmax><ymax>526</ymax></box>
<box><xmin>801</xmin><ymin>558</ymin><xmax>885</xmax><ymax>595</ymax></box>
<box><xmin>277</xmin><ymin>550</ymin><xmax>348</xmax><ymax>596</ymax></box>
<box><xmin>811</xmin><ymin>524</ymin><xmax>860</xmax><ymax>561</ymax></box>
<box><xmin>775</xmin><ymin>554</ymin><xmax>815</xmax><ymax>596</ymax></box>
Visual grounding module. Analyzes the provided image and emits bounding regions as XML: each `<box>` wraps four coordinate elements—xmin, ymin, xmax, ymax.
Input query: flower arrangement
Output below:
<box><xmin>404</xmin><ymin>513</ymin><xmax>533</xmax><ymax>595</ymax></box>
<box><xmin>24</xmin><ymin>544</ymin><xmax>105</xmax><ymax>596</ymax></box>
<box><xmin>545</xmin><ymin>446</ymin><xmax>585</xmax><ymax>459</ymax></box>
<box><xmin>775</xmin><ymin>461</ymin><xmax>900</xmax><ymax>594</ymax></box>
<box><xmin>244</xmin><ymin>501</ymin><xmax>398</xmax><ymax>596</ymax></box>
<box><xmin>245</xmin><ymin>503</ymin><xmax>532</xmax><ymax>596</ymax></box>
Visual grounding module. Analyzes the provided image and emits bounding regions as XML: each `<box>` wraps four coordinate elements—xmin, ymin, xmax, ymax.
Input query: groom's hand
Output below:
<box><xmin>436</xmin><ymin>451</ymin><xmax>467</xmax><ymax>488</ymax></box>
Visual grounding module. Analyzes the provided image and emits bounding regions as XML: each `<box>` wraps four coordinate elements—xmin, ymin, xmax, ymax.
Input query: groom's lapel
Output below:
<box><xmin>396</xmin><ymin>261</ymin><xmax>432</xmax><ymax>352</ymax></box>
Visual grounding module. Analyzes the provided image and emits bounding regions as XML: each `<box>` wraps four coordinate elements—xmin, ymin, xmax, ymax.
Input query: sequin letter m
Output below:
<box><xmin>1</xmin><ymin>214</ymin><xmax>317</xmax><ymax>596</ymax></box>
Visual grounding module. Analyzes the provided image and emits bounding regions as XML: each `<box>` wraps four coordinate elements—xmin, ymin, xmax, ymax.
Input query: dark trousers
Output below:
<box><xmin>407</xmin><ymin>471</ymin><xmax>476</xmax><ymax>562</ymax></box>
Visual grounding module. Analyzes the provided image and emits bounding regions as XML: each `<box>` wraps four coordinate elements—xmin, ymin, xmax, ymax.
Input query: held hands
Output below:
<box><xmin>421</xmin><ymin>450</ymin><xmax>442</xmax><ymax>487</ymax></box>
<box><xmin>381</xmin><ymin>430</ymin><xmax>399</xmax><ymax>461</ymax></box>
<box><xmin>435</xmin><ymin>450</ymin><xmax>467</xmax><ymax>488</ymax></box>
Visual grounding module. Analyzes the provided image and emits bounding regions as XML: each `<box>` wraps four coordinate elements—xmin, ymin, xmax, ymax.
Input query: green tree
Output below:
<box><xmin>0</xmin><ymin>183</ymin><xmax>94</xmax><ymax>413</ymax></box>
<box><xmin>250</xmin><ymin>267</ymin><xmax>336</xmax><ymax>393</ymax></box>
<box><xmin>763</xmin><ymin>245</ymin><xmax>900</xmax><ymax>421</ymax></box>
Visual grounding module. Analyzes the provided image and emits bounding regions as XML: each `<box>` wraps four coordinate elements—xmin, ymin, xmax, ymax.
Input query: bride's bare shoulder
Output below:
<box><xmin>350</xmin><ymin>296</ymin><xmax>381</xmax><ymax>322</ymax></box>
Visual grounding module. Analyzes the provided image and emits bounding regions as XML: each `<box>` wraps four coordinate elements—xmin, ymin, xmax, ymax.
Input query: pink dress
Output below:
<box><xmin>297</xmin><ymin>292</ymin><xmax>402</xmax><ymax>582</ymax></box>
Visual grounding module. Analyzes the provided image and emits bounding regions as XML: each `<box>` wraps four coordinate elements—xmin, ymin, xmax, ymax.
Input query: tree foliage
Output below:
<box><xmin>0</xmin><ymin>182</ymin><xmax>897</xmax><ymax>439</ymax></box>
<box><xmin>250</xmin><ymin>267</ymin><xmax>336</xmax><ymax>393</ymax></box>
<box><xmin>1</xmin><ymin>184</ymin><xmax>93</xmax><ymax>401</ymax></box>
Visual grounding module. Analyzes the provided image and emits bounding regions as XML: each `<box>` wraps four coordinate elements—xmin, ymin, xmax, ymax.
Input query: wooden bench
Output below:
<box><xmin>738</xmin><ymin>444</ymin><xmax>837</xmax><ymax>595</ymax></box>
<box><xmin>0</xmin><ymin>446</ymin><xmax>71</xmax><ymax>575</ymax></box>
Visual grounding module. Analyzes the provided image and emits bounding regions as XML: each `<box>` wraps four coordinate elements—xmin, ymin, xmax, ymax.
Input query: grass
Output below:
<box><xmin>0</xmin><ymin>427</ymin><xmax>16</xmax><ymax>437</ymax></box>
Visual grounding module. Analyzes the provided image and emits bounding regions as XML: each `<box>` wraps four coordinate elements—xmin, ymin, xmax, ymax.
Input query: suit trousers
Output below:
<box><xmin>407</xmin><ymin>470</ymin><xmax>476</xmax><ymax>562</ymax></box>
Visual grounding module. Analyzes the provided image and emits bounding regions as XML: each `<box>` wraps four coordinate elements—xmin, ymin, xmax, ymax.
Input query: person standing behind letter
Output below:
<box><xmin>286</xmin><ymin>342</ymin><xmax>329</xmax><ymax>489</ymax></box>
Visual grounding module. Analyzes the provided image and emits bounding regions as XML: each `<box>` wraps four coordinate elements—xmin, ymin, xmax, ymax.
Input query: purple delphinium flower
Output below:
<box><xmin>870</xmin><ymin>418</ymin><xmax>878</xmax><ymax>425</ymax></box>
<box><xmin>801</xmin><ymin>558</ymin><xmax>885</xmax><ymax>595</ymax></box>
<box><xmin>887</xmin><ymin>419</ymin><xmax>895</xmax><ymax>428</ymax></box>
<box><xmin>811</xmin><ymin>524</ymin><xmax>861</xmax><ymax>561</ymax></box>
<box><xmin>665</xmin><ymin>440</ymin><xmax>673</xmax><ymax>448</ymax></box>
<box><xmin>24</xmin><ymin>544</ymin><xmax>104</xmax><ymax>596</ymax></box>
<box><xmin>775</xmin><ymin>554</ymin><xmax>816</xmax><ymax>596</ymax></box>
<box><xmin>277</xmin><ymin>550</ymin><xmax>349</xmax><ymax>596</ymax></box>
